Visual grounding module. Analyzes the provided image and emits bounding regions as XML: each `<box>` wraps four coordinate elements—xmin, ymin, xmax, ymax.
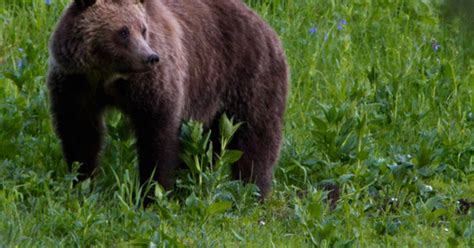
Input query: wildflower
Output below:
<box><xmin>338</xmin><ymin>19</ymin><xmax>347</xmax><ymax>30</ymax></box>
<box><xmin>431</xmin><ymin>40</ymin><xmax>441</xmax><ymax>52</ymax></box>
<box><xmin>308</xmin><ymin>27</ymin><xmax>317</xmax><ymax>34</ymax></box>
<box><xmin>17</xmin><ymin>48</ymin><xmax>26</xmax><ymax>69</ymax></box>
<box><xmin>425</xmin><ymin>185</ymin><xmax>433</xmax><ymax>191</ymax></box>
<box><xmin>324</xmin><ymin>33</ymin><xmax>329</xmax><ymax>41</ymax></box>
<box><xmin>45</xmin><ymin>0</ymin><xmax>51</xmax><ymax>5</ymax></box>
<box><xmin>17</xmin><ymin>58</ymin><xmax>25</xmax><ymax>69</ymax></box>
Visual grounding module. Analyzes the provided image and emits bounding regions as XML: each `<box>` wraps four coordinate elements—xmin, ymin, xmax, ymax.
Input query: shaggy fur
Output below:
<box><xmin>47</xmin><ymin>0</ymin><xmax>288</xmax><ymax>200</ymax></box>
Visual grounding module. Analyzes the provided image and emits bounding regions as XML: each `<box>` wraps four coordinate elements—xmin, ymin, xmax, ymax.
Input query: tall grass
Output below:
<box><xmin>0</xmin><ymin>0</ymin><xmax>473</xmax><ymax>246</ymax></box>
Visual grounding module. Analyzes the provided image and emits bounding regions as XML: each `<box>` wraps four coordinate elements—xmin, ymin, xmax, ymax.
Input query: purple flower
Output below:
<box><xmin>18</xmin><ymin>48</ymin><xmax>24</xmax><ymax>52</ymax></box>
<box><xmin>431</xmin><ymin>40</ymin><xmax>441</xmax><ymax>52</ymax></box>
<box><xmin>309</xmin><ymin>27</ymin><xmax>317</xmax><ymax>34</ymax></box>
<box><xmin>45</xmin><ymin>0</ymin><xmax>51</xmax><ymax>5</ymax></box>
<box><xmin>17</xmin><ymin>58</ymin><xmax>25</xmax><ymax>69</ymax></box>
<box><xmin>338</xmin><ymin>19</ymin><xmax>347</xmax><ymax>30</ymax></box>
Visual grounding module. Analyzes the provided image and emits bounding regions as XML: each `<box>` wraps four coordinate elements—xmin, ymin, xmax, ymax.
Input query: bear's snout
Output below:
<box><xmin>146</xmin><ymin>54</ymin><xmax>160</xmax><ymax>65</ymax></box>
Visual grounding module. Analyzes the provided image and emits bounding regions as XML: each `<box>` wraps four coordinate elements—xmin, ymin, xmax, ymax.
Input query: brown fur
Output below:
<box><xmin>47</xmin><ymin>0</ymin><xmax>289</xmax><ymax>201</ymax></box>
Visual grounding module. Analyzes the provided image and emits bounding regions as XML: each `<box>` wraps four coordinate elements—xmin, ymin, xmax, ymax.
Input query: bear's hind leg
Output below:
<box><xmin>230</xmin><ymin>123</ymin><xmax>282</xmax><ymax>198</ymax></box>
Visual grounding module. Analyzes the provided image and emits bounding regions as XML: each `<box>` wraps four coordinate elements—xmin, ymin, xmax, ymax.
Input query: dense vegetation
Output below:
<box><xmin>0</xmin><ymin>0</ymin><xmax>473</xmax><ymax>246</ymax></box>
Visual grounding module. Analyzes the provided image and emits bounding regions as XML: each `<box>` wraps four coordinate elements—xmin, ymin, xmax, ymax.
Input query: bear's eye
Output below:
<box><xmin>118</xmin><ymin>27</ymin><xmax>130</xmax><ymax>40</ymax></box>
<box><xmin>141</xmin><ymin>27</ymin><xmax>147</xmax><ymax>37</ymax></box>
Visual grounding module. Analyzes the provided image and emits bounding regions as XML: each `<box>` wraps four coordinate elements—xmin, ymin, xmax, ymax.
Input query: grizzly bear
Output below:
<box><xmin>47</xmin><ymin>0</ymin><xmax>288</xmax><ymax>200</ymax></box>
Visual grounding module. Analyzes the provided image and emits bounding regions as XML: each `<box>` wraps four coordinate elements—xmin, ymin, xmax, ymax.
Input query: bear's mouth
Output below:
<box><xmin>116</xmin><ymin>63</ymin><xmax>157</xmax><ymax>74</ymax></box>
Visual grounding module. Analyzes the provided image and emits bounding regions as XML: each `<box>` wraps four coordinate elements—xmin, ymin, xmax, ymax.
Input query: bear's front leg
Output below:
<box><xmin>132</xmin><ymin>111</ymin><xmax>179</xmax><ymax>190</ymax></box>
<box><xmin>47</xmin><ymin>72</ymin><xmax>105</xmax><ymax>180</ymax></box>
<box><xmin>130</xmin><ymin>107</ymin><xmax>181</xmax><ymax>193</ymax></box>
<box><xmin>116</xmin><ymin>76</ymin><xmax>182</xmax><ymax>195</ymax></box>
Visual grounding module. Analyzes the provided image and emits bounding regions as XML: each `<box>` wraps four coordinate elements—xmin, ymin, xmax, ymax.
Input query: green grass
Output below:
<box><xmin>1</xmin><ymin>0</ymin><xmax>473</xmax><ymax>246</ymax></box>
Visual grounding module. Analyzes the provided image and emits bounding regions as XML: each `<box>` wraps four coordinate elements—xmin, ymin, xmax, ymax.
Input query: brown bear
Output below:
<box><xmin>47</xmin><ymin>0</ymin><xmax>288</xmax><ymax>200</ymax></box>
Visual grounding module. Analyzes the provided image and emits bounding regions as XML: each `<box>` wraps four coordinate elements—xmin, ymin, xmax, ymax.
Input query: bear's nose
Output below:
<box><xmin>146</xmin><ymin>54</ymin><xmax>160</xmax><ymax>65</ymax></box>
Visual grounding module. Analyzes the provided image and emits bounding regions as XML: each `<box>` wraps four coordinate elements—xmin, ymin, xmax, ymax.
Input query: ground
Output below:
<box><xmin>0</xmin><ymin>0</ymin><xmax>473</xmax><ymax>246</ymax></box>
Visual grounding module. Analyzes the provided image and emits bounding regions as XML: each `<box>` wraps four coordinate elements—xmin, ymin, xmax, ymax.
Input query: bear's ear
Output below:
<box><xmin>74</xmin><ymin>0</ymin><xmax>97</xmax><ymax>9</ymax></box>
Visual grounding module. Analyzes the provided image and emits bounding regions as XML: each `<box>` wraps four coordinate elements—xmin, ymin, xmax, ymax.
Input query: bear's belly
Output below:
<box><xmin>183</xmin><ymin>96</ymin><xmax>223</xmax><ymax>126</ymax></box>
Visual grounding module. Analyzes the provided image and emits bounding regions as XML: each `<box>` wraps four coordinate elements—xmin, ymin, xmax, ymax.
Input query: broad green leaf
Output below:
<box><xmin>207</xmin><ymin>201</ymin><xmax>232</xmax><ymax>216</ymax></box>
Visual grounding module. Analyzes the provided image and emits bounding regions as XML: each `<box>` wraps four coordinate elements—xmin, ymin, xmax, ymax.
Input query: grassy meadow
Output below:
<box><xmin>1</xmin><ymin>0</ymin><xmax>473</xmax><ymax>246</ymax></box>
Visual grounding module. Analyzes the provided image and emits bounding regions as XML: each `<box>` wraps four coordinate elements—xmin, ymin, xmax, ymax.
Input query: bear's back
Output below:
<box><xmin>159</xmin><ymin>0</ymin><xmax>287</xmax><ymax>122</ymax></box>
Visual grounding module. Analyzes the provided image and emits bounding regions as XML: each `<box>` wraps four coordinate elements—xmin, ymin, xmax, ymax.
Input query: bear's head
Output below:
<box><xmin>50</xmin><ymin>0</ymin><xmax>160</xmax><ymax>76</ymax></box>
